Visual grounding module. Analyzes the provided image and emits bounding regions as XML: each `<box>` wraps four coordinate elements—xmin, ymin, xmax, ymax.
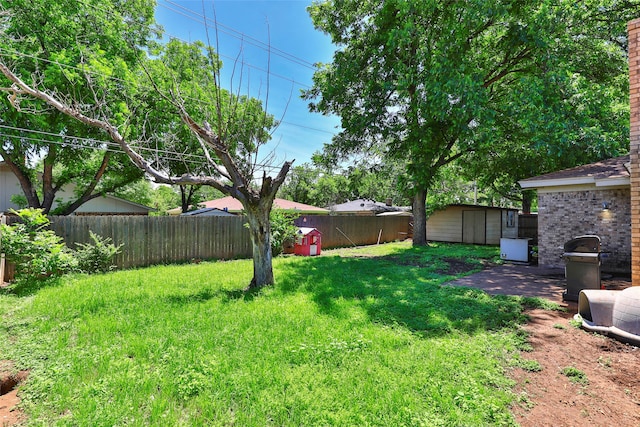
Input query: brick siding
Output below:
<box><xmin>538</xmin><ymin>188</ymin><xmax>631</xmax><ymax>274</ymax></box>
<box><xmin>629</xmin><ymin>19</ymin><xmax>640</xmax><ymax>284</ymax></box>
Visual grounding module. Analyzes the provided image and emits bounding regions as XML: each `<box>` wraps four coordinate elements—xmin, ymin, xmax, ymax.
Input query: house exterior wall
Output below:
<box><xmin>1</xmin><ymin>164</ymin><xmax>151</xmax><ymax>215</ymax></box>
<box><xmin>537</xmin><ymin>187</ymin><xmax>631</xmax><ymax>274</ymax></box>
<box><xmin>0</xmin><ymin>163</ymin><xmax>23</xmax><ymax>212</ymax></box>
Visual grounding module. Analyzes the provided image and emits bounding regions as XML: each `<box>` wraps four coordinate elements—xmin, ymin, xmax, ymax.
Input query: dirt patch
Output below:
<box><xmin>437</xmin><ymin>257</ymin><xmax>483</xmax><ymax>275</ymax></box>
<box><xmin>510</xmin><ymin>309</ymin><xmax>640</xmax><ymax>426</ymax></box>
<box><xmin>0</xmin><ymin>361</ymin><xmax>28</xmax><ymax>427</ymax></box>
<box><xmin>380</xmin><ymin>255</ymin><xmax>485</xmax><ymax>274</ymax></box>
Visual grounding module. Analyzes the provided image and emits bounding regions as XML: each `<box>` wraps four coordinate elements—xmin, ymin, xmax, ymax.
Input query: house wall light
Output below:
<box><xmin>602</xmin><ymin>201</ymin><xmax>611</xmax><ymax>211</ymax></box>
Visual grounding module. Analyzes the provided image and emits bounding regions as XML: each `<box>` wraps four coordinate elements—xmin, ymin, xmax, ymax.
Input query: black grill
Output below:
<box><xmin>562</xmin><ymin>235</ymin><xmax>601</xmax><ymax>302</ymax></box>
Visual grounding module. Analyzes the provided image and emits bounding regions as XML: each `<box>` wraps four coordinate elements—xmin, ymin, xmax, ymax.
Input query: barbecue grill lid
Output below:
<box><xmin>563</xmin><ymin>235</ymin><xmax>601</xmax><ymax>253</ymax></box>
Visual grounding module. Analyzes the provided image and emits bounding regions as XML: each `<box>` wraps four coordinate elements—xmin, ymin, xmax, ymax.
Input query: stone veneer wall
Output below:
<box><xmin>629</xmin><ymin>19</ymin><xmax>640</xmax><ymax>285</ymax></box>
<box><xmin>538</xmin><ymin>187</ymin><xmax>631</xmax><ymax>274</ymax></box>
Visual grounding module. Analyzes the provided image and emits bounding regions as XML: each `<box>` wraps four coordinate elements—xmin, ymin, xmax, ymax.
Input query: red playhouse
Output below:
<box><xmin>294</xmin><ymin>227</ymin><xmax>322</xmax><ymax>256</ymax></box>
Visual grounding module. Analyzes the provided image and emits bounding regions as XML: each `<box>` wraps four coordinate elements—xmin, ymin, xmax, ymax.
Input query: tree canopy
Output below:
<box><xmin>305</xmin><ymin>0</ymin><xmax>639</xmax><ymax>240</ymax></box>
<box><xmin>0</xmin><ymin>1</ymin><xmax>292</xmax><ymax>288</ymax></box>
<box><xmin>0</xmin><ymin>0</ymin><xmax>159</xmax><ymax>214</ymax></box>
<box><xmin>278</xmin><ymin>159</ymin><xmax>410</xmax><ymax>208</ymax></box>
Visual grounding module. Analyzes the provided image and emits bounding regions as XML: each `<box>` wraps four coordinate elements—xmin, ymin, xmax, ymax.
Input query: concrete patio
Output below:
<box><xmin>445</xmin><ymin>264</ymin><xmax>632</xmax><ymax>308</ymax></box>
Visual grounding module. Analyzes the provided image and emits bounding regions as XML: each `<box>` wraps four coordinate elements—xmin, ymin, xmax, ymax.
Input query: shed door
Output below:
<box><xmin>462</xmin><ymin>210</ymin><xmax>486</xmax><ymax>244</ymax></box>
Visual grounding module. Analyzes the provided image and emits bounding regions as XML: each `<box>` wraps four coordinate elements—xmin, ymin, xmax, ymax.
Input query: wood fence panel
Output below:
<box><xmin>47</xmin><ymin>216</ymin><xmax>253</xmax><ymax>270</ymax></box>
<box><xmin>518</xmin><ymin>214</ymin><xmax>538</xmax><ymax>245</ymax></box>
<box><xmin>295</xmin><ymin>215</ymin><xmax>411</xmax><ymax>249</ymax></box>
<box><xmin>0</xmin><ymin>214</ymin><xmax>5</xmax><ymax>283</ymax></box>
<box><xmin>2</xmin><ymin>214</ymin><xmax>410</xmax><ymax>281</ymax></box>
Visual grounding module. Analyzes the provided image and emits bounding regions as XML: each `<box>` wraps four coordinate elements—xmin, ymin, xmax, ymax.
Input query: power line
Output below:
<box><xmin>0</xmin><ymin>0</ymin><xmax>339</xmax><ymax>161</ymax></box>
<box><xmin>0</xmin><ymin>48</ymin><xmax>335</xmax><ymax>138</ymax></box>
<box><xmin>0</xmin><ymin>128</ymin><xmax>204</xmax><ymax>165</ymax></box>
<box><xmin>0</xmin><ymin>124</ymin><xmax>285</xmax><ymax>172</ymax></box>
<box><xmin>158</xmin><ymin>0</ymin><xmax>318</xmax><ymax>70</ymax></box>
<box><xmin>74</xmin><ymin>0</ymin><xmax>318</xmax><ymax>88</ymax></box>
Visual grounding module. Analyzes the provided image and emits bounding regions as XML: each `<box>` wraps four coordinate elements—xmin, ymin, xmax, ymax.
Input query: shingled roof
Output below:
<box><xmin>519</xmin><ymin>155</ymin><xmax>630</xmax><ymax>189</ymax></box>
<box><xmin>168</xmin><ymin>196</ymin><xmax>329</xmax><ymax>215</ymax></box>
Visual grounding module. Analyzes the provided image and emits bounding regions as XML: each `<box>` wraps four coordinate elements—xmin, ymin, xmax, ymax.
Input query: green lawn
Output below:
<box><xmin>0</xmin><ymin>241</ymin><xmax>552</xmax><ymax>426</ymax></box>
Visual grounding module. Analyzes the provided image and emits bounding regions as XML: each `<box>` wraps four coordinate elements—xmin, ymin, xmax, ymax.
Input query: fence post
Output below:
<box><xmin>0</xmin><ymin>213</ymin><xmax>5</xmax><ymax>284</ymax></box>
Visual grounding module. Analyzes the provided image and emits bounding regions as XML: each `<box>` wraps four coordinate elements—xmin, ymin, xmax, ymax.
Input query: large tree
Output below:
<box><xmin>278</xmin><ymin>159</ymin><xmax>410</xmax><ymax>208</ymax></box>
<box><xmin>0</xmin><ymin>0</ymin><xmax>158</xmax><ymax>214</ymax></box>
<box><xmin>0</xmin><ymin>5</ymin><xmax>292</xmax><ymax>288</ymax></box>
<box><xmin>461</xmin><ymin>1</ymin><xmax>634</xmax><ymax>212</ymax></box>
<box><xmin>305</xmin><ymin>0</ymin><xmax>640</xmax><ymax>244</ymax></box>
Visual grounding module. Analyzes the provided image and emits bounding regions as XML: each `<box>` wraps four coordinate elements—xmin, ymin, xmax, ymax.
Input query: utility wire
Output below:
<box><xmin>69</xmin><ymin>0</ymin><xmax>319</xmax><ymax>88</ymax></box>
<box><xmin>0</xmin><ymin>48</ymin><xmax>334</xmax><ymax>136</ymax></box>
<box><xmin>158</xmin><ymin>0</ymin><xmax>318</xmax><ymax>70</ymax></box>
<box><xmin>0</xmin><ymin>125</ymin><xmax>284</xmax><ymax>171</ymax></box>
<box><xmin>76</xmin><ymin>0</ymin><xmax>320</xmax><ymax>71</ymax></box>
<box><xmin>0</xmin><ymin>1</ymin><xmax>338</xmax><ymax>169</ymax></box>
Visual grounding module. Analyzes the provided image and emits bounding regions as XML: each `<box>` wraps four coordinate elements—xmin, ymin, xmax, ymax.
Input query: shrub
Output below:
<box><xmin>1</xmin><ymin>208</ymin><xmax>77</xmax><ymax>280</ymax></box>
<box><xmin>269</xmin><ymin>209</ymin><xmax>299</xmax><ymax>256</ymax></box>
<box><xmin>75</xmin><ymin>231</ymin><xmax>123</xmax><ymax>274</ymax></box>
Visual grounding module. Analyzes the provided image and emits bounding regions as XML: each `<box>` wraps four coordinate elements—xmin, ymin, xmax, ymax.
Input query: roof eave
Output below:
<box><xmin>519</xmin><ymin>176</ymin><xmax>630</xmax><ymax>190</ymax></box>
<box><xmin>594</xmin><ymin>177</ymin><xmax>630</xmax><ymax>187</ymax></box>
<box><xmin>101</xmin><ymin>194</ymin><xmax>156</xmax><ymax>212</ymax></box>
<box><xmin>519</xmin><ymin>176</ymin><xmax>596</xmax><ymax>189</ymax></box>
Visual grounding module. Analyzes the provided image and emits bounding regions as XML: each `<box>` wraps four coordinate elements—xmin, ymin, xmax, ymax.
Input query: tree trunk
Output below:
<box><xmin>41</xmin><ymin>155</ymin><xmax>56</xmax><ymax>213</ymax></box>
<box><xmin>180</xmin><ymin>185</ymin><xmax>194</xmax><ymax>213</ymax></box>
<box><xmin>412</xmin><ymin>187</ymin><xmax>428</xmax><ymax>246</ymax></box>
<box><xmin>58</xmin><ymin>152</ymin><xmax>112</xmax><ymax>215</ymax></box>
<box><xmin>244</xmin><ymin>204</ymin><xmax>274</xmax><ymax>289</ymax></box>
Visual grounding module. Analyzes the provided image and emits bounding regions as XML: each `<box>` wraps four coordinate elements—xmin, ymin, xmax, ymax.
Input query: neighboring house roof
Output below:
<box><xmin>169</xmin><ymin>196</ymin><xmax>329</xmax><ymax>215</ymax></box>
<box><xmin>376</xmin><ymin>211</ymin><xmax>413</xmax><ymax>217</ymax></box>
<box><xmin>519</xmin><ymin>155</ymin><xmax>630</xmax><ymax>190</ymax></box>
<box><xmin>0</xmin><ymin>161</ymin><xmax>154</xmax><ymax>215</ymax></box>
<box><xmin>180</xmin><ymin>207</ymin><xmax>236</xmax><ymax>217</ymax></box>
<box><xmin>72</xmin><ymin>194</ymin><xmax>155</xmax><ymax>215</ymax></box>
<box><xmin>329</xmin><ymin>198</ymin><xmax>408</xmax><ymax>214</ymax></box>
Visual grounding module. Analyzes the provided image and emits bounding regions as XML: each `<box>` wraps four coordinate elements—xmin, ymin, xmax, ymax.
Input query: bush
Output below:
<box><xmin>269</xmin><ymin>209</ymin><xmax>299</xmax><ymax>256</ymax></box>
<box><xmin>1</xmin><ymin>208</ymin><xmax>77</xmax><ymax>280</ymax></box>
<box><xmin>75</xmin><ymin>231</ymin><xmax>123</xmax><ymax>274</ymax></box>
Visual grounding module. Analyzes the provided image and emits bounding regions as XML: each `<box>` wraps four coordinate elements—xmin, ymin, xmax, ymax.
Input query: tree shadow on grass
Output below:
<box><xmin>163</xmin><ymin>285</ymin><xmax>264</xmax><ymax>306</ymax></box>
<box><xmin>1</xmin><ymin>277</ymin><xmax>65</xmax><ymax>297</ymax></box>
<box><xmin>276</xmin><ymin>253</ymin><xmax>525</xmax><ymax>338</ymax></box>
<box><xmin>164</xmin><ymin>288</ymin><xmax>218</xmax><ymax>305</ymax></box>
<box><xmin>221</xmin><ymin>286</ymin><xmax>262</xmax><ymax>303</ymax></box>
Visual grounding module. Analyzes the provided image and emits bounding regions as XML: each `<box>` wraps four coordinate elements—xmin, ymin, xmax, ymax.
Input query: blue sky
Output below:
<box><xmin>155</xmin><ymin>0</ymin><xmax>340</xmax><ymax>167</ymax></box>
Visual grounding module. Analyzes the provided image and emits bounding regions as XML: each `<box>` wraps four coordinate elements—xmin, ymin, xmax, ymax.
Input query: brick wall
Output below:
<box><xmin>629</xmin><ymin>19</ymin><xmax>640</xmax><ymax>285</ymax></box>
<box><xmin>538</xmin><ymin>188</ymin><xmax>631</xmax><ymax>273</ymax></box>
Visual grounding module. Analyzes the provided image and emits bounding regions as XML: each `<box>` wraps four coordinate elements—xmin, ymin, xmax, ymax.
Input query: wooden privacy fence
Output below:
<box><xmin>2</xmin><ymin>214</ymin><xmax>411</xmax><ymax>281</ymax></box>
<box><xmin>0</xmin><ymin>214</ymin><xmax>5</xmax><ymax>284</ymax></box>
<box><xmin>49</xmin><ymin>215</ymin><xmax>253</xmax><ymax>269</ymax></box>
<box><xmin>295</xmin><ymin>215</ymin><xmax>412</xmax><ymax>248</ymax></box>
<box><xmin>518</xmin><ymin>214</ymin><xmax>538</xmax><ymax>245</ymax></box>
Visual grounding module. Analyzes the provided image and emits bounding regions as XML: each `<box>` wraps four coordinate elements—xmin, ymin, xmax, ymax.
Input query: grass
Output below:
<box><xmin>561</xmin><ymin>366</ymin><xmax>589</xmax><ymax>385</ymax></box>
<box><xmin>0</xmin><ymin>241</ymin><xmax>544</xmax><ymax>426</ymax></box>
